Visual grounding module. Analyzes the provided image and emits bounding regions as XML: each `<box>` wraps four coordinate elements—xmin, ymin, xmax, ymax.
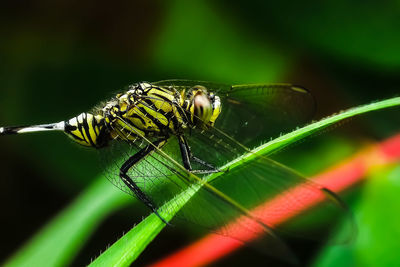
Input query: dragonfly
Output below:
<box><xmin>0</xmin><ymin>80</ymin><xmax>352</xmax><ymax>262</ymax></box>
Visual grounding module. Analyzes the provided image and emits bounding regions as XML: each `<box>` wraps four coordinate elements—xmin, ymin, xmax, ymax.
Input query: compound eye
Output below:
<box><xmin>193</xmin><ymin>93</ymin><xmax>212</xmax><ymax>123</ymax></box>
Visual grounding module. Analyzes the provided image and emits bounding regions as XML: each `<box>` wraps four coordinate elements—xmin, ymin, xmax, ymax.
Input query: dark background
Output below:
<box><xmin>0</xmin><ymin>0</ymin><xmax>399</xmax><ymax>266</ymax></box>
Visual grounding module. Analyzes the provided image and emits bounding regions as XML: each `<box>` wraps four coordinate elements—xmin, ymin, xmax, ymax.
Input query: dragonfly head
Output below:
<box><xmin>185</xmin><ymin>86</ymin><xmax>221</xmax><ymax>129</ymax></box>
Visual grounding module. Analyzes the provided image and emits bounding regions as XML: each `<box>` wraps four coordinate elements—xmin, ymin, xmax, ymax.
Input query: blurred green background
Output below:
<box><xmin>0</xmin><ymin>0</ymin><xmax>399</xmax><ymax>266</ymax></box>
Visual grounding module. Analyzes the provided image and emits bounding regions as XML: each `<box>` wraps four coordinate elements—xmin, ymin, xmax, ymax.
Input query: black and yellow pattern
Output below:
<box><xmin>0</xmin><ymin>81</ymin><xmax>222</xmax><ymax>150</ymax></box>
<box><xmin>64</xmin><ymin>113</ymin><xmax>106</xmax><ymax>148</ymax></box>
<box><xmin>61</xmin><ymin>82</ymin><xmax>222</xmax><ymax>149</ymax></box>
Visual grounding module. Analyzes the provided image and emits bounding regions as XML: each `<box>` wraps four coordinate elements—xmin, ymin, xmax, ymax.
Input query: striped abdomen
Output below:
<box><xmin>65</xmin><ymin>113</ymin><xmax>108</xmax><ymax>148</ymax></box>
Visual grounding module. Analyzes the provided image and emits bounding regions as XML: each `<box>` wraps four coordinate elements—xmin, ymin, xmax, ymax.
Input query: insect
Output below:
<box><xmin>0</xmin><ymin>80</ymin><xmax>352</xmax><ymax>262</ymax></box>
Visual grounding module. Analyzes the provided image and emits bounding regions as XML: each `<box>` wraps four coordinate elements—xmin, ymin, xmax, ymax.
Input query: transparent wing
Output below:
<box><xmin>99</xmin><ymin>137</ymin><xmax>172</xmax><ymax>197</ymax></box>
<box><xmin>151</xmin><ymin>81</ymin><xmax>354</xmax><ymax>241</ymax></box>
<box><xmin>184</xmin><ymin>125</ymin><xmax>355</xmax><ymax>243</ymax></box>
<box><xmin>98</xmin><ymin>84</ymin><xmax>353</xmax><ymax>262</ymax></box>
<box><xmin>99</xmin><ymin>124</ymin><xmax>298</xmax><ymax>262</ymax></box>
<box><xmin>152</xmin><ymin>79</ymin><xmax>316</xmax><ymax>148</ymax></box>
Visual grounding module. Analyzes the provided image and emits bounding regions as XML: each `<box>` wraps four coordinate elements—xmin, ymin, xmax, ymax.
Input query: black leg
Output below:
<box><xmin>119</xmin><ymin>138</ymin><xmax>171</xmax><ymax>225</ymax></box>
<box><xmin>178</xmin><ymin>135</ymin><xmax>192</xmax><ymax>171</ymax></box>
<box><xmin>178</xmin><ymin>135</ymin><xmax>220</xmax><ymax>174</ymax></box>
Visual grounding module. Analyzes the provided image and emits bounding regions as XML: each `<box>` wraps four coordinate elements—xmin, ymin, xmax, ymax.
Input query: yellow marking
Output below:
<box><xmin>151</xmin><ymin>98</ymin><xmax>173</xmax><ymax>113</ymax></box>
<box><xmin>77</xmin><ymin>114</ymin><xmax>92</xmax><ymax>146</ymax></box>
<box><xmin>126</xmin><ymin>105</ymin><xmax>155</xmax><ymax>130</ymax></box>
<box><xmin>127</xmin><ymin>116</ymin><xmax>154</xmax><ymax>131</ymax></box>
<box><xmin>116</xmin><ymin>120</ymin><xmax>144</xmax><ymax>139</ymax></box>
<box><xmin>119</xmin><ymin>102</ymin><xmax>128</xmax><ymax>112</ymax></box>
<box><xmin>69</xmin><ymin>128</ymin><xmax>90</xmax><ymax>147</ymax></box>
<box><xmin>209</xmin><ymin>97</ymin><xmax>221</xmax><ymax>126</ymax></box>
<box><xmin>147</xmin><ymin>89</ymin><xmax>176</xmax><ymax>113</ymax></box>
<box><xmin>85</xmin><ymin>114</ymin><xmax>98</xmax><ymax>145</ymax></box>
<box><xmin>73</xmin><ymin>130</ymin><xmax>84</xmax><ymax>140</ymax></box>
<box><xmin>138</xmin><ymin>103</ymin><xmax>168</xmax><ymax>127</ymax></box>
<box><xmin>189</xmin><ymin>104</ymin><xmax>195</xmax><ymax>122</ymax></box>
<box><xmin>94</xmin><ymin>115</ymin><xmax>104</xmax><ymax>137</ymax></box>
<box><xmin>88</xmin><ymin>126</ymin><xmax>97</xmax><ymax>144</ymax></box>
<box><xmin>172</xmin><ymin>106</ymin><xmax>183</xmax><ymax>124</ymax></box>
<box><xmin>180</xmin><ymin>89</ymin><xmax>186</xmax><ymax>101</ymax></box>
<box><xmin>149</xmin><ymin>88</ymin><xmax>174</xmax><ymax>100</ymax></box>
<box><xmin>81</xmin><ymin>129</ymin><xmax>91</xmax><ymax>146</ymax></box>
<box><xmin>68</xmin><ymin>117</ymin><xmax>86</xmax><ymax>143</ymax></box>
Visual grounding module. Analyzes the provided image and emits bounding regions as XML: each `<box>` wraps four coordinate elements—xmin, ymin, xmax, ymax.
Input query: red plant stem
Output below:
<box><xmin>149</xmin><ymin>134</ymin><xmax>400</xmax><ymax>267</ymax></box>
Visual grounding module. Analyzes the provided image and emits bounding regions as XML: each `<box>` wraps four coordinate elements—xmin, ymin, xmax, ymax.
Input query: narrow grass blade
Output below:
<box><xmin>90</xmin><ymin>97</ymin><xmax>400</xmax><ymax>266</ymax></box>
<box><xmin>4</xmin><ymin>178</ymin><xmax>131</xmax><ymax>267</ymax></box>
